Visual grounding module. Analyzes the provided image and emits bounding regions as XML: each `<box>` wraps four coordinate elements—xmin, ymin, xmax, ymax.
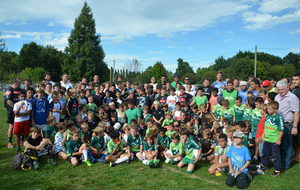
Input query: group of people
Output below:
<box><xmin>4</xmin><ymin>71</ymin><xmax>300</xmax><ymax>189</ymax></box>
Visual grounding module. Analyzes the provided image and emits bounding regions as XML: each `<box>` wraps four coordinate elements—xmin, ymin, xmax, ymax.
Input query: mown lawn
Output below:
<box><xmin>0</xmin><ymin>93</ymin><xmax>299</xmax><ymax>190</ymax></box>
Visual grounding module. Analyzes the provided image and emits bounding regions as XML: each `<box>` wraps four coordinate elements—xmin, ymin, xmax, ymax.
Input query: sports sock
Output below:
<box><xmin>8</xmin><ymin>137</ymin><xmax>12</xmax><ymax>143</ymax></box>
<box><xmin>83</xmin><ymin>148</ymin><xmax>88</xmax><ymax>161</ymax></box>
<box><xmin>174</xmin><ymin>158</ymin><xmax>178</xmax><ymax>162</ymax></box>
<box><xmin>88</xmin><ymin>150</ymin><xmax>95</xmax><ymax>160</ymax></box>
<box><xmin>100</xmin><ymin>153</ymin><xmax>108</xmax><ymax>160</ymax></box>
<box><xmin>115</xmin><ymin>156</ymin><xmax>129</xmax><ymax>164</ymax></box>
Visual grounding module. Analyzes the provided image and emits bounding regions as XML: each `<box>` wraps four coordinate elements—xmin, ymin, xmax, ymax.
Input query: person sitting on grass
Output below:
<box><xmin>52</xmin><ymin>122</ymin><xmax>68</xmax><ymax>160</ymax></box>
<box><xmin>89</xmin><ymin>126</ymin><xmax>106</xmax><ymax>163</ymax></box>
<box><xmin>178</xmin><ymin>128</ymin><xmax>202</xmax><ymax>174</ymax></box>
<box><xmin>142</xmin><ymin>133</ymin><xmax>159</xmax><ymax>168</ymax></box>
<box><xmin>157</xmin><ymin>128</ymin><xmax>170</xmax><ymax>158</ymax></box>
<box><xmin>66</xmin><ymin>128</ymin><xmax>92</xmax><ymax>166</ymax></box>
<box><xmin>105</xmin><ymin>130</ymin><xmax>129</xmax><ymax>167</ymax></box>
<box><xmin>208</xmin><ymin>134</ymin><xmax>230</xmax><ymax>176</ymax></box>
<box><xmin>24</xmin><ymin>126</ymin><xmax>57</xmax><ymax>170</ymax></box>
<box><xmin>164</xmin><ymin>133</ymin><xmax>184</xmax><ymax>164</ymax></box>
<box><xmin>126</xmin><ymin>125</ymin><xmax>143</xmax><ymax>161</ymax></box>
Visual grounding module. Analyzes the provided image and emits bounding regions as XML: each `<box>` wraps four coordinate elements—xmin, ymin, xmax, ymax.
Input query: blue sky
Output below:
<box><xmin>0</xmin><ymin>0</ymin><xmax>299</xmax><ymax>72</ymax></box>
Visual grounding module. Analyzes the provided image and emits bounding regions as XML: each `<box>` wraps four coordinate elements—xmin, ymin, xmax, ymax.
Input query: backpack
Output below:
<box><xmin>12</xmin><ymin>150</ymin><xmax>38</xmax><ymax>170</ymax></box>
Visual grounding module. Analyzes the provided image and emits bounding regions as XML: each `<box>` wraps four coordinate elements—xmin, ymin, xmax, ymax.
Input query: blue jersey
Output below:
<box><xmin>213</xmin><ymin>81</ymin><xmax>226</xmax><ymax>96</ymax></box>
<box><xmin>226</xmin><ymin>145</ymin><xmax>251</xmax><ymax>174</ymax></box>
<box><xmin>252</xmin><ymin>90</ymin><xmax>259</xmax><ymax>98</ymax></box>
<box><xmin>32</xmin><ymin>98</ymin><xmax>49</xmax><ymax>125</ymax></box>
<box><xmin>238</xmin><ymin>89</ymin><xmax>248</xmax><ymax>104</ymax></box>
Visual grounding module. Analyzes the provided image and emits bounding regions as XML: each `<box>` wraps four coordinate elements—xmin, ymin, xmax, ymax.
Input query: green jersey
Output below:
<box><xmin>143</xmin><ymin>142</ymin><xmax>157</xmax><ymax>151</ymax></box>
<box><xmin>166</xmin><ymin>131</ymin><xmax>176</xmax><ymax>138</ymax></box>
<box><xmin>66</xmin><ymin>129</ymin><xmax>72</xmax><ymax>142</ymax></box>
<box><xmin>264</xmin><ymin>113</ymin><xmax>284</xmax><ymax>143</ymax></box>
<box><xmin>107</xmin><ymin>140</ymin><xmax>124</xmax><ymax>155</ymax></box>
<box><xmin>243</xmin><ymin>135</ymin><xmax>249</xmax><ymax>148</ymax></box>
<box><xmin>86</xmin><ymin>103</ymin><xmax>98</xmax><ymax>113</ymax></box>
<box><xmin>125</xmin><ymin>108</ymin><xmax>141</xmax><ymax>125</ymax></box>
<box><xmin>222</xmin><ymin>90</ymin><xmax>238</xmax><ymax>107</ymax></box>
<box><xmin>192</xmin><ymin>125</ymin><xmax>198</xmax><ymax>135</ymax></box>
<box><xmin>162</xmin><ymin>118</ymin><xmax>174</xmax><ymax>127</ymax></box>
<box><xmin>212</xmin><ymin>104</ymin><xmax>222</xmax><ymax>120</ymax></box>
<box><xmin>251</xmin><ymin>108</ymin><xmax>262</xmax><ymax>138</ymax></box>
<box><xmin>184</xmin><ymin>137</ymin><xmax>200</xmax><ymax>159</ymax></box>
<box><xmin>243</xmin><ymin>108</ymin><xmax>253</xmax><ymax>122</ymax></box>
<box><xmin>220</xmin><ymin>107</ymin><xmax>235</xmax><ymax>124</ymax></box>
<box><xmin>67</xmin><ymin>139</ymin><xmax>83</xmax><ymax>156</ymax></box>
<box><xmin>214</xmin><ymin>145</ymin><xmax>230</xmax><ymax>156</ymax></box>
<box><xmin>126</xmin><ymin>134</ymin><xmax>143</xmax><ymax>152</ymax></box>
<box><xmin>192</xmin><ymin>96</ymin><xmax>208</xmax><ymax>107</ymax></box>
<box><xmin>89</xmin><ymin>136</ymin><xmax>105</xmax><ymax>151</ymax></box>
<box><xmin>45</xmin><ymin>125</ymin><xmax>57</xmax><ymax>144</ymax></box>
<box><xmin>80</xmin><ymin>131</ymin><xmax>91</xmax><ymax>143</ymax></box>
<box><xmin>157</xmin><ymin>135</ymin><xmax>170</xmax><ymax>149</ymax></box>
<box><xmin>170</xmin><ymin>141</ymin><xmax>184</xmax><ymax>156</ymax></box>
<box><xmin>232</xmin><ymin>104</ymin><xmax>245</xmax><ymax>122</ymax></box>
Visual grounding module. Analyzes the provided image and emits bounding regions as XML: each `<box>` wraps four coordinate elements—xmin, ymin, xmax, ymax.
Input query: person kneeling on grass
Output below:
<box><xmin>208</xmin><ymin>134</ymin><xmax>230</xmax><ymax>176</ymax></box>
<box><xmin>105</xmin><ymin>130</ymin><xmax>129</xmax><ymax>167</ymax></box>
<box><xmin>66</xmin><ymin>128</ymin><xmax>92</xmax><ymax>166</ymax></box>
<box><xmin>226</xmin><ymin>131</ymin><xmax>251</xmax><ymax>189</ymax></box>
<box><xmin>164</xmin><ymin>132</ymin><xmax>184</xmax><ymax>164</ymax></box>
<box><xmin>126</xmin><ymin>125</ymin><xmax>144</xmax><ymax>161</ymax></box>
<box><xmin>178</xmin><ymin>128</ymin><xmax>202</xmax><ymax>174</ymax></box>
<box><xmin>142</xmin><ymin>133</ymin><xmax>159</xmax><ymax>168</ymax></box>
<box><xmin>24</xmin><ymin>126</ymin><xmax>57</xmax><ymax>170</ymax></box>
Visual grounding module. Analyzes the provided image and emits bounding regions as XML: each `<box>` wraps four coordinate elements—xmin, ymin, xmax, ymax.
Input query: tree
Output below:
<box><xmin>123</xmin><ymin>59</ymin><xmax>142</xmax><ymax>81</ymax></box>
<box><xmin>18</xmin><ymin>42</ymin><xmax>43</xmax><ymax>70</ymax></box>
<box><xmin>175</xmin><ymin>58</ymin><xmax>194</xmax><ymax>77</ymax></box>
<box><xmin>283</xmin><ymin>52</ymin><xmax>300</xmax><ymax>72</ymax></box>
<box><xmin>149</xmin><ymin>62</ymin><xmax>167</xmax><ymax>83</ymax></box>
<box><xmin>64</xmin><ymin>2</ymin><xmax>108</xmax><ymax>82</ymax></box>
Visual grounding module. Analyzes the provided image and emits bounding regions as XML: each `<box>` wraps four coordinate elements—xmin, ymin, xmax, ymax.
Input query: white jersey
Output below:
<box><xmin>53</xmin><ymin>132</ymin><xmax>66</xmax><ymax>154</ymax></box>
<box><xmin>13</xmin><ymin>100</ymin><xmax>32</xmax><ymax>122</ymax></box>
<box><xmin>167</xmin><ymin>95</ymin><xmax>179</xmax><ymax>112</ymax></box>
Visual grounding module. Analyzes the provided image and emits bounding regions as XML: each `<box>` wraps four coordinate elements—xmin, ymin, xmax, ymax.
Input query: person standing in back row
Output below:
<box><xmin>213</xmin><ymin>71</ymin><xmax>226</xmax><ymax>97</ymax></box>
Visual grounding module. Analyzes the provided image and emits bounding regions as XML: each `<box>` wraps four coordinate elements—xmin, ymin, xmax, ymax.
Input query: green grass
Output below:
<box><xmin>0</xmin><ymin>92</ymin><xmax>299</xmax><ymax>190</ymax></box>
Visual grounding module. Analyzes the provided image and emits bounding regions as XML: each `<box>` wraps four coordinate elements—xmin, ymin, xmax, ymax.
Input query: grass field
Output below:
<box><xmin>0</xmin><ymin>93</ymin><xmax>299</xmax><ymax>190</ymax></box>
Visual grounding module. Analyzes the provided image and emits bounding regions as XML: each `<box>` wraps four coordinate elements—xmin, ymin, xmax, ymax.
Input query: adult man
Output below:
<box><xmin>4</xmin><ymin>78</ymin><xmax>21</xmax><ymax>148</ymax></box>
<box><xmin>213</xmin><ymin>71</ymin><xmax>226</xmax><ymax>96</ymax></box>
<box><xmin>149</xmin><ymin>77</ymin><xmax>157</xmax><ymax>91</ymax></box>
<box><xmin>183</xmin><ymin>76</ymin><xmax>196</xmax><ymax>95</ymax></box>
<box><xmin>60</xmin><ymin>73</ymin><xmax>73</xmax><ymax>91</ymax></box>
<box><xmin>291</xmin><ymin>73</ymin><xmax>300</xmax><ymax>162</ymax></box>
<box><xmin>93</xmin><ymin>75</ymin><xmax>100</xmax><ymax>85</ymax></box>
<box><xmin>161</xmin><ymin>75</ymin><xmax>167</xmax><ymax>88</ymax></box>
<box><xmin>275</xmin><ymin>80</ymin><xmax>299</xmax><ymax>170</ymax></box>
<box><xmin>171</xmin><ymin>74</ymin><xmax>183</xmax><ymax>90</ymax></box>
<box><xmin>262</xmin><ymin>80</ymin><xmax>274</xmax><ymax>93</ymax></box>
<box><xmin>24</xmin><ymin>79</ymin><xmax>32</xmax><ymax>91</ymax></box>
<box><xmin>44</xmin><ymin>72</ymin><xmax>55</xmax><ymax>86</ymax></box>
<box><xmin>222</xmin><ymin>80</ymin><xmax>238</xmax><ymax>107</ymax></box>
<box><xmin>202</xmin><ymin>78</ymin><xmax>213</xmax><ymax>101</ymax></box>
<box><xmin>238</xmin><ymin>81</ymin><xmax>248</xmax><ymax>104</ymax></box>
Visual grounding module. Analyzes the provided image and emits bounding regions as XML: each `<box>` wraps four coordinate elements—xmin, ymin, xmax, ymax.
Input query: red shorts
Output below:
<box><xmin>91</xmin><ymin>150</ymin><xmax>99</xmax><ymax>157</ymax></box>
<box><xmin>13</xmin><ymin>120</ymin><xmax>30</xmax><ymax>135</ymax></box>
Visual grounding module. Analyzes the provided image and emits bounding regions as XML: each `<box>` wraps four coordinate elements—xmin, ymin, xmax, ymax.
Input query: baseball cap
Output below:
<box><xmin>262</xmin><ymin>80</ymin><xmax>271</xmax><ymax>87</ymax></box>
<box><xmin>233</xmin><ymin>131</ymin><xmax>244</xmax><ymax>139</ymax></box>
<box><xmin>217</xmin><ymin>96</ymin><xmax>224</xmax><ymax>104</ymax></box>
<box><xmin>113</xmin><ymin>122</ymin><xmax>121</xmax><ymax>130</ymax></box>
<box><xmin>240</xmin><ymin>81</ymin><xmax>247</xmax><ymax>86</ymax></box>
<box><xmin>174</xmin><ymin>74</ymin><xmax>180</xmax><ymax>78</ymax></box>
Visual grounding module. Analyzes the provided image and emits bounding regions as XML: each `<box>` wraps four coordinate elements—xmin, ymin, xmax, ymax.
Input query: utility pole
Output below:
<box><xmin>113</xmin><ymin>60</ymin><xmax>115</xmax><ymax>82</ymax></box>
<box><xmin>254</xmin><ymin>45</ymin><xmax>257</xmax><ymax>77</ymax></box>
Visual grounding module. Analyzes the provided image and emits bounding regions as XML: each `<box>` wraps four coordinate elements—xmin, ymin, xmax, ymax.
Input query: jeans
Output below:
<box><xmin>281</xmin><ymin>122</ymin><xmax>293</xmax><ymax>170</ymax></box>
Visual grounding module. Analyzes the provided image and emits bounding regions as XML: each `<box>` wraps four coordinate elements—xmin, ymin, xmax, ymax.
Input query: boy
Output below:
<box><xmin>49</xmin><ymin>91</ymin><xmax>63</xmax><ymax>123</ymax></box>
<box><xmin>66</xmin><ymin>89</ymin><xmax>79</xmax><ymax>120</ymax></box>
<box><xmin>66</xmin><ymin>128</ymin><xmax>92</xmax><ymax>166</ymax></box>
<box><xmin>93</xmin><ymin>85</ymin><xmax>104</xmax><ymax>107</ymax></box>
<box><xmin>137</xmin><ymin>88</ymin><xmax>149</xmax><ymax>109</ymax></box>
<box><xmin>243</xmin><ymin>97</ymin><xmax>255</xmax><ymax>121</ymax></box>
<box><xmin>157</xmin><ymin>128</ymin><xmax>171</xmax><ymax>158</ymax></box>
<box><xmin>32</xmin><ymin>87</ymin><xmax>49</xmax><ymax>135</ymax></box>
<box><xmin>89</xmin><ymin>127</ymin><xmax>106</xmax><ymax>160</ymax></box>
<box><xmin>162</xmin><ymin>111</ymin><xmax>174</xmax><ymax>128</ymax></box>
<box><xmin>165</xmin><ymin>133</ymin><xmax>184</xmax><ymax>164</ymax></box>
<box><xmin>200</xmin><ymin>129</ymin><xmax>215</xmax><ymax>162</ymax></box>
<box><xmin>232</xmin><ymin>96</ymin><xmax>245</xmax><ymax>122</ymax></box>
<box><xmin>226</xmin><ymin>131</ymin><xmax>251</xmax><ymax>189</ymax></box>
<box><xmin>178</xmin><ymin>86</ymin><xmax>193</xmax><ymax>107</ymax></box>
<box><xmin>220</xmin><ymin>100</ymin><xmax>235</xmax><ymax>124</ymax></box>
<box><xmin>126</xmin><ymin>125</ymin><xmax>143</xmax><ymax>160</ymax></box>
<box><xmin>208</xmin><ymin>134</ymin><xmax>230</xmax><ymax>176</ymax></box>
<box><xmin>166</xmin><ymin>87</ymin><xmax>179</xmax><ymax>112</ymax></box>
<box><xmin>105</xmin><ymin>130</ymin><xmax>129</xmax><ymax>167</ymax></box>
<box><xmin>209</xmin><ymin>88</ymin><xmax>219</xmax><ymax>112</ymax></box>
<box><xmin>125</xmin><ymin>100</ymin><xmax>141</xmax><ymax>126</ymax></box>
<box><xmin>13</xmin><ymin>90</ymin><xmax>32</xmax><ymax>152</ymax></box>
<box><xmin>45</xmin><ymin>116</ymin><xmax>57</xmax><ymax>146</ymax></box>
<box><xmin>234</xmin><ymin>121</ymin><xmax>249</xmax><ymax>148</ymax></box>
<box><xmin>87</xmin><ymin>111</ymin><xmax>97</xmax><ymax>134</ymax></box>
<box><xmin>261</xmin><ymin>101</ymin><xmax>284</xmax><ymax>177</ymax></box>
<box><xmin>24</xmin><ymin>126</ymin><xmax>57</xmax><ymax>169</ymax></box>
<box><xmin>157</xmin><ymin>87</ymin><xmax>168</xmax><ymax>107</ymax></box>
<box><xmin>86</xmin><ymin>96</ymin><xmax>98</xmax><ymax>114</ymax></box>
<box><xmin>151</xmin><ymin>101</ymin><xmax>164</xmax><ymax>126</ymax></box>
<box><xmin>212</xmin><ymin>96</ymin><xmax>224</xmax><ymax>122</ymax></box>
<box><xmin>142</xmin><ymin>133</ymin><xmax>159</xmax><ymax>168</ymax></box>
<box><xmin>190</xmin><ymin>87</ymin><xmax>208</xmax><ymax>109</ymax></box>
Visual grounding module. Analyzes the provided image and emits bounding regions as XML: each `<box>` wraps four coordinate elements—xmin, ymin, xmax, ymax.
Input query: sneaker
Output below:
<box><xmin>271</xmin><ymin>170</ymin><xmax>280</xmax><ymax>177</ymax></box>
<box><xmin>33</xmin><ymin>161</ymin><xmax>40</xmax><ymax>170</ymax></box>
<box><xmin>261</xmin><ymin>165</ymin><xmax>269</xmax><ymax>172</ymax></box>
<box><xmin>110</xmin><ymin>161</ymin><xmax>116</xmax><ymax>167</ymax></box>
<box><xmin>83</xmin><ymin>160</ymin><xmax>92</xmax><ymax>167</ymax></box>
<box><xmin>215</xmin><ymin>172</ymin><xmax>223</xmax><ymax>177</ymax></box>
<box><xmin>154</xmin><ymin>161</ymin><xmax>158</xmax><ymax>168</ymax></box>
<box><xmin>90</xmin><ymin>158</ymin><xmax>97</xmax><ymax>163</ymax></box>
<box><xmin>256</xmin><ymin>168</ymin><xmax>265</xmax><ymax>175</ymax></box>
<box><xmin>48</xmin><ymin>158</ymin><xmax>57</xmax><ymax>166</ymax></box>
<box><xmin>142</xmin><ymin>160</ymin><xmax>149</xmax><ymax>165</ymax></box>
<box><xmin>165</xmin><ymin>158</ymin><xmax>171</xmax><ymax>164</ymax></box>
<box><xmin>98</xmin><ymin>159</ymin><xmax>106</xmax><ymax>164</ymax></box>
<box><xmin>7</xmin><ymin>143</ymin><xmax>14</xmax><ymax>148</ymax></box>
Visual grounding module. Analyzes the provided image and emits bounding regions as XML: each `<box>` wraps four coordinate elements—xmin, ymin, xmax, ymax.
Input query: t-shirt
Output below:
<box><xmin>126</xmin><ymin>134</ymin><xmax>143</xmax><ymax>152</ymax></box>
<box><xmin>202</xmin><ymin>86</ymin><xmax>213</xmax><ymax>100</ymax></box>
<box><xmin>32</xmin><ymin>98</ymin><xmax>49</xmax><ymax>125</ymax></box>
<box><xmin>178</xmin><ymin>93</ymin><xmax>193</xmax><ymax>106</ymax></box>
<box><xmin>89</xmin><ymin>136</ymin><xmax>105</xmax><ymax>151</ymax></box>
<box><xmin>151</xmin><ymin>108</ymin><xmax>164</xmax><ymax>122</ymax></box>
<box><xmin>157</xmin><ymin>135</ymin><xmax>170</xmax><ymax>149</ymax></box>
<box><xmin>209</xmin><ymin>95</ymin><xmax>218</xmax><ymax>112</ymax></box>
<box><xmin>226</xmin><ymin>145</ymin><xmax>251</xmax><ymax>174</ymax></box>
<box><xmin>93</xmin><ymin>93</ymin><xmax>104</xmax><ymax>107</ymax></box>
<box><xmin>184</xmin><ymin>137</ymin><xmax>200</xmax><ymax>159</ymax></box>
<box><xmin>166</xmin><ymin>131</ymin><xmax>176</xmax><ymax>138</ymax></box>
<box><xmin>80</xmin><ymin>131</ymin><xmax>91</xmax><ymax>143</ymax></box>
<box><xmin>138</xmin><ymin>95</ymin><xmax>149</xmax><ymax>109</ymax></box>
<box><xmin>232</xmin><ymin>104</ymin><xmax>245</xmax><ymax>122</ymax></box>
<box><xmin>256</xmin><ymin>115</ymin><xmax>266</xmax><ymax>139</ymax></box>
<box><xmin>67</xmin><ymin>139</ymin><xmax>83</xmax><ymax>156</ymax></box>
<box><xmin>215</xmin><ymin>145</ymin><xmax>230</xmax><ymax>156</ymax></box>
<box><xmin>251</xmin><ymin>108</ymin><xmax>262</xmax><ymax>138</ymax></box>
<box><xmin>212</xmin><ymin>104</ymin><xmax>222</xmax><ymax>120</ymax></box>
<box><xmin>125</xmin><ymin>108</ymin><xmax>141</xmax><ymax>125</ymax></box>
<box><xmin>243</xmin><ymin>108</ymin><xmax>253</xmax><ymax>122</ymax></box>
<box><xmin>252</xmin><ymin>90</ymin><xmax>259</xmax><ymax>98</ymax></box>
<box><xmin>26</xmin><ymin>135</ymin><xmax>43</xmax><ymax>147</ymax></box>
<box><xmin>264</xmin><ymin>113</ymin><xmax>284</xmax><ymax>143</ymax></box>
<box><xmin>116</xmin><ymin>109</ymin><xmax>126</xmax><ymax>123</ymax></box>
<box><xmin>79</xmin><ymin>97</ymin><xmax>88</xmax><ymax>105</ymax></box>
<box><xmin>192</xmin><ymin>96</ymin><xmax>208</xmax><ymax>107</ymax></box>
<box><xmin>162</xmin><ymin>118</ymin><xmax>174</xmax><ymax>127</ymax></box>
<box><xmin>4</xmin><ymin>87</ymin><xmax>20</xmax><ymax>114</ymax></box>
<box><xmin>107</xmin><ymin>140</ymin><xmax>124</xmax><ymax>155</ymax></box>
<box><xmin>238</xmin><ymin>89</ymin><xmax>248</xmax><ymax>104</ymax></box>
<box><xmin>220</xmin><ymin>107</ymin><xmax>235</xmax><ymax>124</ymax></box>
<box><xmin>213</xmin><ymin>80</ymin><xmax>226</xmax><ymax>96</ymax></box>
<box><xmin>86</xmin><ymin>103</ymin><xmax>98</xmax><ymax>113</ymax></box>
<box><xmin>143</xmin><ymin>142</ymin><xmax>157</xmax><ymax>151</ymax></box>
<box><xmin>67</xmin><ymin>97</ymin><xmax>79</xmax><ymax>117</ymax></box>
<box><xmin>13</xmin><ymin>100</ymin><xmax>32</xmax><ymax>122</ymax></box>
<box><xmin>169</xmin><ymin>142</ymin><xmax>184</xmax><ymax>155</ymax></box>
<box><xmin>166</xmin><ymin>95</ymin><xmax>179</xmax><ymax>112</ymax></box>
<box><xmin>45</xmin><ymin>125</ymin><xmax>57</xmax><ymax>144</ymax></box>
<box><xmin>49</xmin><ymin>101</ymin><xmax>63</xmax><ymax>123</ymax></box>
<box><xmin>200</xmin><ymin>139</ymin><xmax>211</xmax><ymax>154</ymax></box>
<box><xmin>53</xmin><ymin>132</ymin><xmax>66</xmax><ymax>154</ymax></box>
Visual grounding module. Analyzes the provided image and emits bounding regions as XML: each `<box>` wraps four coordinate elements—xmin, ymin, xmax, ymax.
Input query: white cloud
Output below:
<box><xmin>289</xmin><ymin>28</ymin><xmax>300</xmax><ymax>34</ymax></box>
<box><xmin>258</xmin><ymin>0</ymin><xmax>300</xmax><ymax>13</ymax></box>
<box><xmin>47</xmin><ymin>22</ymin><xmax>55</xmax><ymax>26</ymax></box>
<box><xmin>189</xmin><ymin>47</ymin><xmax>194</xmax><ymax>50</ymax></box>
<box><xmin>166</xmin><ymin>46</ymin><xmax>174</xmax><ymax>49</ymax></box>
<box><xmin>148</xmin><ymin>51</ymin><xmax>165</xmax><ymax>54</ymax></box>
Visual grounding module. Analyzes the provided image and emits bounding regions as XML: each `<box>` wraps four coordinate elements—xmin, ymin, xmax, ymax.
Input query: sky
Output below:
<box><xmin>0</xmin><ymin>0</ymin><xmax>299</xmax><ymax>73</ymax></box>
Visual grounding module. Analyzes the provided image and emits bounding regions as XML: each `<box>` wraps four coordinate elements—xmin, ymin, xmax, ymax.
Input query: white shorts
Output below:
<box><xmin>36</xmin><ymin>124</ymin><xmax>47</xmax><ymax>132</ymax></box>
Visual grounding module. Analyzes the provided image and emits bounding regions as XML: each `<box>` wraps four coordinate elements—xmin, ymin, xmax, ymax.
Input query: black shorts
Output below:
<box><xmin>67</xmin><ymin>155</ymin><xmax>82</xmax><ymax>163</ymax></box>
<box><xmin>7</xmin><ymin>113</ymin><xmax>14</xmax><ymax>124</ymax></box>
<box><xmin>226</xmin><ymin>172</ymin><xmax>251</xmax><ymax>189</ymax></box>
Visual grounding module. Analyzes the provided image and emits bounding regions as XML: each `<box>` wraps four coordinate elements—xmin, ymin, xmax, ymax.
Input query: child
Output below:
<box><xmin>13</xmin><ymin>90</ymin><xmax>32</xmax><ymax>152</ymax></box>
<box><xmin>258</xmin><ymin>88</ymin><xmax>268</xmax><ymax>104</ymax></box>
<box><xmin>162</xmin><ymin>111</ymin><xmax>174</xmax><ymax>128</ymax></box>
<box><xmin>255</xmin><ymin>104</ymin><xmax>268</xmax><ymax>157</ymax></box>
<box><xmin>126</xmin><ymin>125</ymin><xmax>143</xmax><ymax>160</ymax></box>
<box><xmin>110</xmin><ymin>113</ymin><xmax>118</xmax><ymax>128</ymax></box>
<box><xmin>105</xmin><ymin>130</ymin><xmax>129</xmax><ymax>167</ymax></box>
<box><xmin>86</xmin><ymin>96</ymin><xmax>98</xmax><ymax>114</ymax></box>
<box><xmin>220</xmin><ymin>99</ymin><xmax>235</xmax><ymax>124</ymax></box>
<box><xmin>162</xmin><ymin>103</ymin><xmax>169</xmax><ymax>115</ymax></box>
<box><xmin>226</xmin><ymin>126</ymin><xmax>236</xmax><ymax>146</ymax></box>
<box><xmin>157</xmin><ymin>128</ymin><xmax>171</xmax><ymax>158</ymax></box>
<box><xmin>165</xmin><ymin>133</ymin><xmax>184</xmax><ymax>164</ymax></box>
<box><xmin>49</xmin><ymin>91</ymin><xmax>63</xmax><ymax>123</ymax></box>
<box><xmin>208</xmin><ymin>134</ymin><xmax>230</xmax><ymax>176</ymax></box>
<box><xmin>138</xmin><ymin>119</ymin><xmax>147</xmax><ymax>140</ymax></box>
<box><xmin>89</xmin><ymin>127</ymin><xmax>106</xmax><ymax>160</ymax></box>
<box><xmin>142</xmin><ymin>133</ymin><xmax>159</xmax><ymax>168</ymax></box>
<box><xmin>222</xmin><ymin>118</ymin><xmax>230</xmax><ymax>134</ymax></box>
<box><xmin>166</xmin><ymin>123</ymin><xmax>176</xmax><ymax>138</ymax></box>
<box><xmin>45</xmin><ymin>116</ymin><xmax>57</xmax><ymax>146</ymax></box>
<box><xmin>78</xmin><ymin>104</ymin><xmax>88</xmax><ymax>122</ymax></box>
<box><xmin>151</xmin><ymin>101</ymin><xmax>164</xmax><ymax>126</ymax></box>
<box><xmin>200</xmin><ymin>129</ymin><xmax>215</xmax><ymax>162</ymax></box>
<box><xmin>178</xmin><ymin>128</ymin><xmax>202</xmax><ymax>173</ymax></box>
<box><xmin>93</xmin><ymin>85</ymin><xmax>104</xmax><ymax>107</ymax></box>
<box><xmin>212</xmin><ymin>96</ymin><xmax>224</xmax><ymax>122</ymax></box>
<box><xmin>52</xmin><ymin>122</ymin><xmax>68</xmax><ymax>160</ymax></box>
<box><xmin>226</xmin><ymin>131</ymin><xmax>251</xmax><ymax>189</ymax></box>
<box><xmin>183</xmin><ymin>103</ymin><xmax>192</xmax><ymax>121</ymax></box>
<box><xmin>141</xmin><ymin>105</ymin><xmax>151</xmax><ymax>123</ymax></box>
<box><xmin>190</xmin><ymin>104</ymin><xmax>200</xmax><ymax>123</ymax></box>
<box><xmin>116</xmin><ymin>103</ymin><xmax>126</xmax><ymax>125</ymax></box>
<box><xmin>24</xmin><ymin>126</ymin><xmax>57</xmax><ymax>169</ymax></box>
<box><xmin>80</xmin><ymin>122</ymin><xmax>91</xmax><ymax>144</ymax></box>
<box><xmin>232</xmin><ymin>96</ymin><xmax>245</xmax><ymax>122</ymax></box>
<box><xmin>86</xmin><ymin>111</ymin><xmax>97</xmax><ymax>134</ymax></box>
<box><xmin>234</xmin><ymin>121</ymin><xmax>249</xmax><ymax>148</ymax></box>
<box><xmin>190</xmin><ymin>87</ymin><xmax>208</xmax><ymax>109</ymax></box>
<box><xmin>66</xmin><ymin>128</ymin><xmax>92</xmax><ymax>166</ymax></box>
<box><xmin>209</xmin><ymin>88</ymin><xmax>219</xmax><ymax>112</ymax></box>
<box><xmin>78</xmin><ymin>89</ymin><xmax>88</xmax><ymax>105</ymax></box>
<box><xmin>96</xmin><ymin>105</ymin><xmax>105</xmax><ymax>123</ymax></box>
<box><xmin>178</xmin><ymin>86</ymin><xmax>193</xmax><ymax>106</ymax></box>
<box><xmin>243</xmin><ymin>97</ymin><xmax>255</xmax><ymax>121</ymax></box>
<box><xmin>138</xmin><ymin>88</ymin><xmax>149</xmax><ymax>109</ymax></box>
<box><xmin>74</xmin><ymin>115</ymin><xmax>82</xmax><ymax>130</ymax></box>
<box><xmin>173</xmin><ymin>102</ymin><xmax>182</xmax><ymax>121</ymax></box>
<box><xmin>122</xmin><ymin>123</ymin><xmax>131</xmax><ymax>144</ymax></box>
<box><xmin>157</xmin><ymin>87</ymin><xmax>168</xmax><ymax>107</ymax></box>
<box><xmin>166</xmin><ymin>87</ymin><xmax>179</xmax><ymax>112</ymax></box>
<box><xmin>261</xmin><ymin>101</ymin><xmax>284</xmax><ymax>177</ymax></box>
<box><xmin>66</xmin><ymin>89</ymin><xmax>79</xmax><ymax>120</ymax></box>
